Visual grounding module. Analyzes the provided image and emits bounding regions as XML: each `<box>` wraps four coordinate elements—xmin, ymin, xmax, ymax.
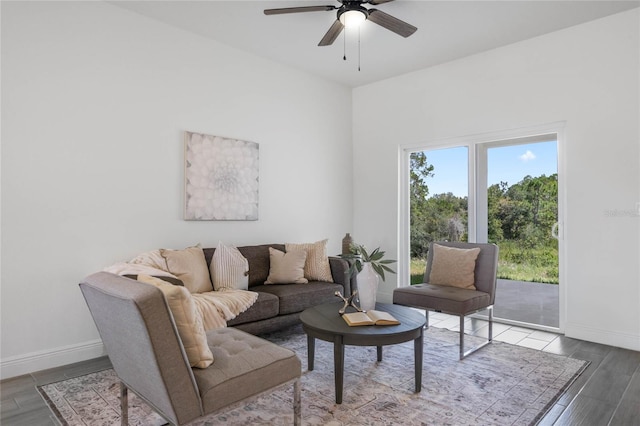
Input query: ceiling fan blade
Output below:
<box><xmin>367</xmin><ymin>0</ymin><xmax>396</xmax><ymax>4</ymax></box>
<box><xmin>264</xmin><ymin>5</ymin><xmax>336</xmax><ymax>15</ymax></box>
<box><xmin>318</xmin><ymin>19</ymin><xmax>344</xmax><ymax>46</ymax></box>
<box><xmin>368</xmin><ymin>8</ymin><xmax>417</xmax><ymax>38</ymax></box>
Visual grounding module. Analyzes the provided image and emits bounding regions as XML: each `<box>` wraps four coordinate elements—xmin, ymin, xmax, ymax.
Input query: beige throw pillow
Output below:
<box><xmin>285</xmin><ymin>239</ymin><xmax>333</xmax><ymax>282</ymax></box>
<box><xmin>428</xmin><ymin>244</ymin><xmax>481</xmax><ymax>290</ymax></box>
<box><xmin>160</xmin><ymin>245</ymin><xmax>213</xmax><ymax>293</ymax></box>
<box><xmin>137</xmin><ymin>275</ymin><xmax>213</xmax><ymax>368</ymax></box>
<box><xmin>265</xmin><ymin>248</ymin><xmax>308</xmax><ymax>284</ymax></box>
<box><xmin>211</xmin><ymin>241</ymin><xmax>249</xmax><ymax>291</ymax></box>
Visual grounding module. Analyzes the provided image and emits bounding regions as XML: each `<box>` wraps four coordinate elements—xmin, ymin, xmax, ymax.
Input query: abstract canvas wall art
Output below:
<box><xmin>184</xmin><ymin>131</ymin><xmax>259</xmax><ymax>220</ymax></box>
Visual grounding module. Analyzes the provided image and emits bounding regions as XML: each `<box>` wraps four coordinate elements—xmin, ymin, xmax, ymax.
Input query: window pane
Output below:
<box><xmin>409</xmin><ymin>147</ymin><xmax>468</xmax><ymax>283</ymax></box>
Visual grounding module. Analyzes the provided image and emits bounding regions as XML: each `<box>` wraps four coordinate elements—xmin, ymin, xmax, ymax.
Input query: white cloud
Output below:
<box><xmin>519</xmin><ymin>150</ymin><xmax>536</xmax><ymax>162</ymax></box>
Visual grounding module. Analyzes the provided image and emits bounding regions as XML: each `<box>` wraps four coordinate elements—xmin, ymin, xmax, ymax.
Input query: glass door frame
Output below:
<box><xmin>399</xmin><ymin>122</ymin><xmax>566</xmax><ymax>332</ymax></box>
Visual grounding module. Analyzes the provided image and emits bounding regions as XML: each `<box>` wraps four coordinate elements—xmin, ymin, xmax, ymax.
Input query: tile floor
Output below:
<box><xmin>427</xmin><ymin>310</ymin><xmax>563</xmax><ymax>352</ymax></box>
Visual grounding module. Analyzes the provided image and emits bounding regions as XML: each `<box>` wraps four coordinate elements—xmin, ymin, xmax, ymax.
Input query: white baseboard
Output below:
<box><xmin>378</xmin><ymin>290</ymin><xmax>640</xmax><ymax>352</ymax></box>
<box><xmin>1</xmin><ymin>339</ymin><xmax>106</xmax><ymax>380</ymax></box>
<box><xmin>563</xmin><ymin>322</ymin><xmax>640</xmax><ymax>352</ymax></box>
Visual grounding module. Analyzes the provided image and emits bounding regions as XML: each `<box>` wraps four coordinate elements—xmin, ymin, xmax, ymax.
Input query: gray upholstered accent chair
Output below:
<box><xmin>79</xmin><ymin>272</ymin><xmax>301</xmax><ymax>425</ymax></box>
<box><xmin>393</xmin><ymin>241</ymin><xmax>499</xmax><ymax>360</ymax></box>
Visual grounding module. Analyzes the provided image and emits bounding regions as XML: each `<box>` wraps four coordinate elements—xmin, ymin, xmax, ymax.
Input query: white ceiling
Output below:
<box><xmin>110</xmin><ymin>0</ymin><xmax>640</xmax><ymax>87</ymax></box>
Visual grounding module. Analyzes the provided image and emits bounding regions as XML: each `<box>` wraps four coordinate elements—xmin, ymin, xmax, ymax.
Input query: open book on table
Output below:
<box><xmin>342</xmin><ymin>310</ymin><xmax>400</xmax><ymax>326</ymax></box>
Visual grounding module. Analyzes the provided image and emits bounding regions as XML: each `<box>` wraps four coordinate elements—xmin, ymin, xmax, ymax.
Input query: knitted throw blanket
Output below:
<box><xmin>103</xmin><ymin>260</ymin><xmax>258</xmax><ymax>330</ymax></box>
<box><xmin>192</xmin><ymin>290</ymin><xmax>258</xmax><ymax>330</ymax></box>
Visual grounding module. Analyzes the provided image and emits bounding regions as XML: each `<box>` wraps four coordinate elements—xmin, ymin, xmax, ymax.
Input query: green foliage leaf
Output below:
<box><xmin>346</xmin><ymin>243</ymin><xmax>396</xmax><ymax>281</ymax></box>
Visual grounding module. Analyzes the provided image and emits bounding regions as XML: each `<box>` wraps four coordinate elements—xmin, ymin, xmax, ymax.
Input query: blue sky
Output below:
<box><xmin>422</xmin><ymin>141</ymin><xmax>557</xmax><ymax>198</ymax></box>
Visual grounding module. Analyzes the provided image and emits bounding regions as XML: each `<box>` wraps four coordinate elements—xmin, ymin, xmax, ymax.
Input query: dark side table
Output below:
<box><xmin>299</xmin><ymin>301</ymin><xmax>426</xmax><ymax>404</ymax></box>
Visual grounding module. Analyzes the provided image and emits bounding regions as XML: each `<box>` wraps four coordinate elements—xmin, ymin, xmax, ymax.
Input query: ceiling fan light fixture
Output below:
<box><xmin>264</xmin><ymin>1</ymin><xmax>418</xmax><ymax>47</ymax></box>
<box><xmin>339</xmin><ymin>9</ymin><xmax>367</xmax><ymax>28</ymax></box>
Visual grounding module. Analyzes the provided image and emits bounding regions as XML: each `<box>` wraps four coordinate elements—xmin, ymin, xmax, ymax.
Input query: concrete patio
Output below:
<box><xmin>479</xmin><ymin>278</ymin><xmax>559</xmax><ymax>328</ymax></box>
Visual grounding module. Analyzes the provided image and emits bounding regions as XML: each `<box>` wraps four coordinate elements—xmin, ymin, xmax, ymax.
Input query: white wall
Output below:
<box><xmin>0</xmin><ymin>1</ymin><xmax>353</xmax><ymax>378</ymax></box>
<box><xmin>353</xmin><ymin>10</ymin><xmax>640</xmax><ymax>351</ymax></box>
<box><xmin>2</xmin><ymin>3</ymin><xmax>638</xmax><ymax>381</ymax></box>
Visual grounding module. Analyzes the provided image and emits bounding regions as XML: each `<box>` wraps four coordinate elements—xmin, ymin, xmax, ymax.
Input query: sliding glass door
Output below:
<box><xmin>478</xmin><ymin>139</ymin><xmax>559</xmax><ymax>328</ymax></box>
<box><xmin>404</xmin><ymin>128</ymin><xmax>563</xmax><ymax>331</ymax></box>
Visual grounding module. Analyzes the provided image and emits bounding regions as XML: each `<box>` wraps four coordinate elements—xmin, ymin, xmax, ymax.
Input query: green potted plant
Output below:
<box><xmin>347</xmin><ymin>244</ymin><xmax>396</xmax><ymax>280</ymax></box>
<box><xmin>347</xmin><ymin>244</ymin><xmax>396</xmax><ymax>311</ymax></box>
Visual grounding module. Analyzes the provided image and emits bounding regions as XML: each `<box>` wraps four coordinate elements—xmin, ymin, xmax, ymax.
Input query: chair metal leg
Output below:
<box><xmin>293</xmin><ymin>378</ymin><xmax>301</xmax><ymax>426</ymax></box>
<box><xmin>459</xmin><ymin>315</ymin><xmax>465</xmax><ymax>360</ymax></box>
<box><xmin>425</xmin><ymin>310</ymin><xmax>429</xmax><ymax>328</ymax></box>
<box><xmin>120</xmin><ymin>381</ymin><xmax>128</xmax><ymax>426</ymax></box>
<box><xmin>488</xmin><ymin>305</ymin><xmax>493</xmax><ymax>342</ymax></box>
<box><xmin>459</xmin><ymin>306</ymin><xmax>494</xmax><ymax>360</ymax></box>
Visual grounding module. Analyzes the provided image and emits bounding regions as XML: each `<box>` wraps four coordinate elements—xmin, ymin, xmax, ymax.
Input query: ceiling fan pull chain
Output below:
<box><xmin>343</xmin><ymin>29</ymin><xmax>347</xmax><ymax>61</ymax></box>
<box><xmin>358</xmin><ymin>26</ymin><xmax>361</xmax><ymax>71</ymax></box>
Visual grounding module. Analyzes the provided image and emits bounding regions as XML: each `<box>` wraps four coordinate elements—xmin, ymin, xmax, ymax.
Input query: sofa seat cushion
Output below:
<box><xmin>392</xmin><ymin>283</ymin><xmax>490</xmax><ymax>315</ymax></box>
<box><xmin>226</xmin><ymin>292</ymin><xmax>279</xmax><ymax>326</ymax></box>
<box><xmin>253</xmin><ymin>282</ymin><xmax>343</xmax><ymax>315</ymax></box>
<box><xmin>194</xmin><ymin>328</ymin><xmax>300</xmax><ymax>413</ymax></box>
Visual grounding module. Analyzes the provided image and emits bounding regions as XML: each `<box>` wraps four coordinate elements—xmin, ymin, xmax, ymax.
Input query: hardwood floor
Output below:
<box><xmin>1</xmin><ymin>335</ymin><xmax>638</xmax><ymax>425</ymax></box>
<box><xmin>537</xmin><ymin>337</ymin><xmax>640</xmax><ymax>425</ymax></box>
<box><xmin>1</xmin><ymin>356</ymin><xmax>112</xmax><ymax>426</ymax></box>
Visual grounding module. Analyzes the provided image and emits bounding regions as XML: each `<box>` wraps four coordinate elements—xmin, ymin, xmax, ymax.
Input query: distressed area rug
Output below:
<box><xmin>38</xmin><ymin>325</ymin><xmax>588</xmax><ymax>426</ymax></box>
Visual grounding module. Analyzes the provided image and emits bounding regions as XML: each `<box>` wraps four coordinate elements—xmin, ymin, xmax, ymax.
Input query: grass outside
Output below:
<box><xmin>410</xmin><ymin>258</ymin><xmax>427</xmax><ymax>284</ymax></box>
<box><xmin>410</xmin><ymin>242</ymin><xmax>559</xmax><ymax>285</ymax></box>
<box><xmin>497</xmin><ymin>262</ymin><xmax>558</xmax><ymax>284</ymax></box>
<box><xmin>498</xmin><ymin>240</ymin><xmax>558</xmax><ymax>284</ymax></box>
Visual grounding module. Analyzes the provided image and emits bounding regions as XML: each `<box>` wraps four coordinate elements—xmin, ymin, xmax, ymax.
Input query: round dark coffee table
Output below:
<box><xmin>300</xmin><ymin>301</ymin><xmax>426</xmax><ymax>404</ymax></box>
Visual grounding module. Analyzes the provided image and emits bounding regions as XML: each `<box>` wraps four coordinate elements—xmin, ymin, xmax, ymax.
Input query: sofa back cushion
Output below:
<box><xmin>204</xmin><ymin>244</ymin><xmax>285</xmax><ymax>288</ymax></box>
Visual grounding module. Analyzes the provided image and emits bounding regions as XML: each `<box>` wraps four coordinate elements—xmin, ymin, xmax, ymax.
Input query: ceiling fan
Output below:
<box><xmin>264</xmin><ymin>0</ymin><xmax>417</xmax><ymax>46</ymax></box>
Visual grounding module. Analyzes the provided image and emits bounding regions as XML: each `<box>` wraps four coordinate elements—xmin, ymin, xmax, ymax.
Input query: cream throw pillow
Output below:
<box><xmin>211</xmin><ymin>241</ymin><xmax>249</xmax><ymax>291</ymax></box>
<box><xmin>137</xmin><ymin>275</ymin><xmax>213</xmax><ymax>368</ymax></box>
<box><xmin>160</xmin><ymin>245</ymin><xmax>213</xmax><ymax>293</ymax></box>
<box><xmin>285</xmin><ymin>239</ymin><xmax>333</xmax><ymax>282</ymax></box>
<box><xmin>428</xmin><ymin>244</ymin><xmax>481</xmax><ymax>290</ymax></box>
<box><xmin>265</xmin><ymin>248</ymin><xmax>308</xmax><ymax>284</ymax></box>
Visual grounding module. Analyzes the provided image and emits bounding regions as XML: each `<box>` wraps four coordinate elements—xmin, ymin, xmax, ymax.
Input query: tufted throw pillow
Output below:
<box><xmin>265</xmin><ymin>248</ymin><xmax>308</xmax><ymax>284</ymax></box>
<box><xmin>285</xmin><ymin>239</ymin><xmax>333</xmax><ymax>282</ymax></box>
<box><xmin>137</xmin><ymin>275</ymin><xmax>213</xmax><ymax>368</ymax></box>
<box><xmin>160</xmin><ymin>245</ymin><xmax>213</xmax><ymax>293</ymax></box>
<box><xmin>428</xmin><ymin>244</ymin><xmax>481</xmax><ymax>290</ymax></box>
<box><xmin>211</xmin><ymin>241</ymin><xmax>249</xmax><ymax>291</ymax></box>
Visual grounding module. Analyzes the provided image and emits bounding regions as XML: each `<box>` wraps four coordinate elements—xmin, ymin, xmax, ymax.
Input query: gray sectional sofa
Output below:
<box><xmin>202</xmin><ymin>244</ymin><xmax>352</xmax><ymax>334</ymax></box>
